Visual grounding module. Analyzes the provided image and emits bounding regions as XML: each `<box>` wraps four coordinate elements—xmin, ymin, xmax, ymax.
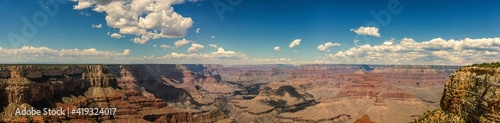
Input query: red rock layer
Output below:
<box><xmin>0</xmin><ymin>65</ymin><xmax>232</xmax><ymax>123</ymax></box>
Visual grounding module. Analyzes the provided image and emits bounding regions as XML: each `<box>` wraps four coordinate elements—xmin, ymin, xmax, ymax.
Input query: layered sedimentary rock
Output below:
<box><xmin>0</xmin><ymin>64</ymin><xmax>463</xmax><ymax>123</ymax></box>
<box><xmin>0</xmin><ymin>65</ymin><xmax>233</xmax><ymax>123</ymax></box>
<box><xmin>226</xmin><ymin>84</ymin><xmax>318</xmax><ymax>123</ymax></box>
<box><xmin>0</xmin><ymin>65</ymin><xmax>118</xmax><ymax>122</ymax></box>
<box><xmin>220</xmin><ymin>64</ymin><xmax>294</xmax><ymax>86</ymax></box>
<box><xmin>224</xmin><ymin>64</ymin><xmax>458</xmax><ymax>123</ymax></box>
<box><xmin>417</xmin><ymin>64</ymin><xmax>500</xmax><ymax>122</ymax></box>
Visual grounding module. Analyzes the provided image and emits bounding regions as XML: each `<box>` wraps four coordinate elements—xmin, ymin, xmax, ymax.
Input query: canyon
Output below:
<box><xmin>0</xmin><ymin>64</ymin><xmax>461</xmax><ymax>122</ymax></box>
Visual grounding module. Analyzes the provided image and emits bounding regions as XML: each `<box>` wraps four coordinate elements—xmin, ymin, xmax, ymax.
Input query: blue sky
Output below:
<box><xmin>0</xmin><ymin>0</ymin><xmax>499</xmax><ymax>65</ymax></box>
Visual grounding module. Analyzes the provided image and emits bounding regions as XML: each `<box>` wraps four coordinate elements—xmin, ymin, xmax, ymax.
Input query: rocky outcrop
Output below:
<box><xmin>354</xmin><ymin>114</ymin><xmax>374</xmax><ymax>123</ymax></box>
<box><xmin>226</xmin><ymin>84</ymin><xmax>317</xmax><ymax>122</ymax></box>
<box><xmin>416</xmin><ymin>63</ymin><xmax>500</xmax><ymax>122</ymax></box>
<box><xmin>0</xmin><ymin>79</ymin><xmax>6</xmax><ymax>112</ymax></box>
<box><xmin>0</xmin><ymin>65</ymin><xmax>232</xmax><ymax>123</ymax></box>
<box><xmin>0</xmin><ymin>65</ymin><xmax>118</xmax><ymax>122</ymax></box>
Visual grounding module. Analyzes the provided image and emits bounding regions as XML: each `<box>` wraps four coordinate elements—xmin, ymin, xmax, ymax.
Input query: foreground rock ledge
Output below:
<box><xmin>416</xmin><ymin>63</ymin><xmax>500</xmax><ymax>122</ymax></box>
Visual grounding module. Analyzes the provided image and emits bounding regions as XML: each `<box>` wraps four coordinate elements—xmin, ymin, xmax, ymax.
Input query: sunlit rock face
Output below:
<box><xmin>417</xmin><ymin>64</ymin><xmax>500</xmax><ymax>123</ymax></box>
<box><xmin>0</xmin><ymin>65</ymin><xmax>233</xmax><ymax>123</ymax></box>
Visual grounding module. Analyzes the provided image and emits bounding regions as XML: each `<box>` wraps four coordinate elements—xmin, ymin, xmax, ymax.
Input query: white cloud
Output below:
<box><xmin>164</xmin><ymin>47</ymin><xmax>246</xmax><ymax>60</ymax></box>
<box><xmin>187</xmin><ymin>43</ymin><xmax>204</xmax><ymax>53</ymax></box>
<box><xmin>0</xmin><ymin>46</ymin><xmax>130</xmax><ymax>60</ymax></box>
<box><xmin>174</xmin><ymin>38</ymin><xmax>191</xmax><ymax>48</ymax></box>
<box><xmin>350</xmin><ymin>26</ymin><xmax>381</xmax><ymax>37</ymax></box>
<box><xmin>289</xmin><ymin>39</ymin><xmax>301</xmax><ymax>48</ymax></box>
<box><xmin>160</xmin><ymin>44</ymin><xmax>173</xmax><ymax>50</ymax></box>
<box><xmin>91</xmin><ymin>23</ymin><xmax>102</xmax><ymax>28</ymax></box>
<box><xmin>110</xmin><ymin>33</ymin><xmax>125</xmax><ymax>39</ymax></box>
<box><xmin>123</xmin><ymin>49</ymin><xmax>131</xmax><ymax>55</ymax></box>
<box><xmin>0</xmin><ymin>45</ymin><xmax>297</xmax><ymax>64</ymax></box>
<box><xmin>153</xmin><ymin>45</ymin><xmax>157</xmax><ymax>47</ymax></box>
<box><xmin>0</xmin><ymin>46</ymin><xmax>58</xmax><ymax>56</ymax></box>
<box><xmin>209</xmin><ymin>44</ymin><xmax>218</xmax><ymax>48</ymax></box>
<box><xmin>59</xmin><ymin>48</ymin><xmax>130</xmax><ymax>56</ymax></box>
<box><xmin>317</xmin><ymin>42</ymin><xmax>341</xmax><ymax>52</ymax></box>
<box><xmin>293</xmin><ymin>50</ymin><xmax>298</xmax><ymax>53</ymax></box>
<box><xmin>274</xmin><ymin>46</ymin><xmax>281</xmax><ymax>51</ymax></box>
<box><xmin>196</xmin><ymin>28</ymin><xmax>200</xmax><ymax>33</ymax></box>
<box><xmin>326</xmin><ymin>37</ymin><xmax>500</xmax><ymax>65</ymax></box>
<box><xmin>211</xmin><ymin>47</ymin><xmax>247</xmax><ymax>59</ymax></box>
<box><xmin>72</xmin><ymin>0</ymin><xmax>193</xmax><ymax>44</ymax></box>
<box><xmin>211</xmin><ymin>35</ymin><xmax>216</xmax><ymax>39</ymax></box>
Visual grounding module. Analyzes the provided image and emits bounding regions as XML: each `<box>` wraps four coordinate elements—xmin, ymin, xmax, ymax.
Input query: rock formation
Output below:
<box><xmin>0</xmin><ymin>64</ymin><xmax>462</xmax><ymax>123</ymax></box>
<box><xmin>0</xmin><ymin>65</ymin><xmax>234</xmax><ymax>123</ymax></box>
<box><xmin>354</xmin><ymin>114</ymin><xmax>374</xmax><ymax>123</ymax></box>
<box><xmin>416</xmin><ymin>63</ymin><xmax>500</xmax><ymax>122</ymax></box>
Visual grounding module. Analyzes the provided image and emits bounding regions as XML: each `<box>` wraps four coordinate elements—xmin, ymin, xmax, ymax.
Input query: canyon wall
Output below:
<box><xmin>0</xmin><ymin>65</ymin><xmax>233</xmax><ymax>123</ymax></box>
<box><xmin>417</xmin><ymin>64</ymin><xmax>500</xmax><ymax>122</ymax></box>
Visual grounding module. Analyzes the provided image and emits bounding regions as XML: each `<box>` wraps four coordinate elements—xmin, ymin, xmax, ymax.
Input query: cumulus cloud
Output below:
<box><xmin>212</xmin><ymin>47</ymin><xmax>247</xmax><ymax>59</ymax></box>
<box><xmin>274</xmin><ymin>46</ymin><xmax>280</xmax><ymax>51</ymax></box>
<box><xmin>91</xmin><ymin>23</ymin><xmax>102</xmax><ymax>28</ymax></box>
<box><xmin>0</xmin><ymin>46</ymin><xmax>130</xmax><ymax>60</ymax></box>
<box><xmin>174</xmin><ymin>38</ymin><xmax>191</xmax><ymax>48</ymax></box>
<box><xmin>317</xmin><ymin>42</ymin><xmax>341</xmax><ymax>52</ymax></box>
<box><xmin>160</xmin><ymin>44</ymin><xmax>173</xmax><ymax>50</ymax></box>
<box><xmin>123</xmin><ymin>49</ymin><xmax>131</xmax><ymax>55</ymax></box>
<box><xmin>187</xmin><ymin>43</ymin><xmax>204</xmax><ymax>53</ymax></box>
<box><xmin>164</xmin><ymin>47</ymin><xmax>246</xmax><ymax>60</ymax></box>
<box><xmin>351</xmin><ymin>26</ymin><xmax>381</xmax><ymax>37</ymax></box>
<box><xmin>209</xmin><ymin>44</ymin><xmax>218</xmax><ymax>48</ymax></box>
<box><xmin>211</xmin><ymin>35</ymin><xmax>216</xmax><ymax>39</ymax></box>
<box><xmin>196</xmin><ymin>28</ymin><xmax>200</xmax><ymax>33</ymax></box>
<box><xmin>72</xmin><ymin>0</ymin><xmax>193</xmax><ymax>44</ymax></box>
<box><xmin>0</xmin><ymin>45</ymin><xmax>292</xmax><ymax>64</ymax></box>
<box><xmin>0</xmin><ymin>46</ymin><xmax>58</xmax><ymax>56</ymax></box>
<box><xmin>110</xmin><ymin>33</ymin><xmax>125</xmax><ymax>39</ymax></box>
<box><xmin>59</xmin><ymin>48</ymin><xmax>131</xmax><ymax>56</ymax></box>
<box><xmin>289</xmin><ymin>39</ymin><xmax>301</xmax><ymax>48</ymax></box>
<box><xmin>326</xmin><ymin>37</ymin><xmax>500</xmax><ymax>65</ymax></box>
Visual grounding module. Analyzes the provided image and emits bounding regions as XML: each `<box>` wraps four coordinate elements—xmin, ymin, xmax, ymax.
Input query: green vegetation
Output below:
<box><xmin>415</xmin><ymin>109</ymin><xmax>467</xmax><ymax>123</ymax></box>
<box><xmin>468</xmin><ymin>62</ymin><xmax>500</xmax><ymax>68</ymax></box>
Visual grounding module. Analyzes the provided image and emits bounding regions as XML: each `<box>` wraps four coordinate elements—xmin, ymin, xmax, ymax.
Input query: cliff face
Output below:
<box><xmin>0</xmin><ymin>65</ymin><xmax>118</xmax><ymax>122</ymax></box>
<box><xmin>417</xmin><ymin>65</ymin><xmax>500</xmax><ymax>122</ymax></box>
<box><xmin>0</xmin><ymin>79</ymin><xmax>6</xmax><ymax>112</ymax></box>
<box><xmin>219</xmin><ymin>64</ymin><xmax>293</xmax><ymax>87</ymax></box>
<box><xmin>0</xmin><ymin>65</ymin><xmax>232</xmax><ymax>123</ymax></box>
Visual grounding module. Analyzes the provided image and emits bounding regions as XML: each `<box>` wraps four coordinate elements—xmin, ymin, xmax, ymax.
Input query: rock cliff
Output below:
<box><xmin>0</xmin><ymin>65</ymin><xmax>233</xmax><ymax>123</ymax></box>
<box><xmin>416</xmin><ymin>62</ymin><xmax>500</xmax><ymax>122</ymax></box>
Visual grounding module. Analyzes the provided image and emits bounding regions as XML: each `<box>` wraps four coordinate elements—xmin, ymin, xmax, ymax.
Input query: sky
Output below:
<box><xmin>0</xmin><ymin>0</ymin><xmax>499</xmax><ymax>65</ymax></box>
